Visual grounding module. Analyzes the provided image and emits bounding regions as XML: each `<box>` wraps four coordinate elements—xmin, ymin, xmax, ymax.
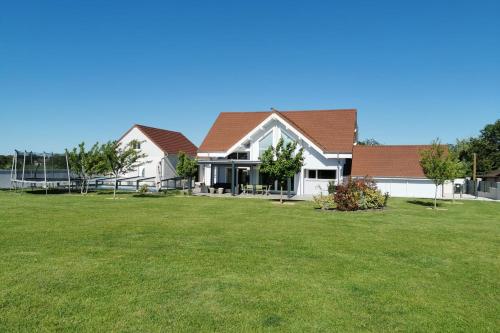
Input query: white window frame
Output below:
<box><xmin>305</xmin><ymin>169</ymin><xmax>337</xmax><ymax>180</ymax></box>
<box><xmin>258</xmin><ymin>129</ymin><xmax>274</xmax><ymax>157</ymax></box>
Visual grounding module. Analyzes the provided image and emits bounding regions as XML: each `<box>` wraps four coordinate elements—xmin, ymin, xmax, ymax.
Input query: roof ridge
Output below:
<box><xmin>135</xmin><ymin>124</ymin><xmax>181</xmax><ymax>134</ymax></box>
<box><xmin>355</xmin><ymin>144</ymin><xmax>433</xmax><ymax>148</ymax></box>
<box><xmin>272</xmin><ymin>110</ymin><xmax>329</xmax><ymax>152</ymax></box>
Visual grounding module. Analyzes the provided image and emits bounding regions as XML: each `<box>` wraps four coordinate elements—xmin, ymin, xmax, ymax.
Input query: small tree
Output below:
<box><xmin>176</xmin><ymin>152</ymin><xmax>198</xmax><ymax>192</ymax></box>
<box><xmin>420</xmin><ymin>139</ymin><xmax>459</xmax><ymax>209</ymax></box>
<box><xmin>259</xmin><ymin>138</ymin><xmax>304</xmax><ymax>204</ymax></box>
<box><xmin>101</xmin><ymin>140</ymin><xmax>146</xmax><ymax>198</ymax></box>
<box><xmin>66</xmin><ymin>142</ymin><xmax>104</xmax><ymax>194</ymax></box>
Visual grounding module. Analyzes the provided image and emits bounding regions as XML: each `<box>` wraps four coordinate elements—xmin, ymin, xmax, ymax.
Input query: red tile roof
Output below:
<box><xmin>120</xmin><ymin>124</ymin><xmax>198</xmax><ymax>156</ymax></box>
<box><xmin>198</xmin><ymin>109</ymin><xmax>357</xmax><ymax>153</ymax></box>
<box><xmin>351</xmin><ymin>145</ymin><xmax>433</xmax><ymax>178</ymax></box>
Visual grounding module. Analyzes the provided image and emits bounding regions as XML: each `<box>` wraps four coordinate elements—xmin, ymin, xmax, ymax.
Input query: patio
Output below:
<box><xmin>197</xmin><ymin>159</ymin><xmax>296</xmax><ymax>197</ymax></box>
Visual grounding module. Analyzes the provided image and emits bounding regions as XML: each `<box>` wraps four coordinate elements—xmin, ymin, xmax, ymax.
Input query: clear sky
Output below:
<box><xmin>1</xmin><ymin>0</ymin><xmax>499</xmax><ymax>154</ymax></box>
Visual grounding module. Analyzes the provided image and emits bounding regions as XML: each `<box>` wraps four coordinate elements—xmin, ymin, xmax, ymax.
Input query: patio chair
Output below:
<box><xmin>262</xmin><ymin>185</ymin><xmax>270</xmax><ymax>195</ymax></box>
<box><xmin>240</xmin><ymin>184</ymin><xmax>246</xmax><ymax>194</ymax></box>
<box><xmin>255</xmin><ymin>185</ymin><xmax>264</xmax><ymax>195</ymax></box>
<box><xmin>245</xmin><ymin>184</ymin><xmax>254</xmax><ymax>194</ymax></box>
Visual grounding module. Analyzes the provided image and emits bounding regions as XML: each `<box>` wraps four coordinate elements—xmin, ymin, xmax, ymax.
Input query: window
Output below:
<box><xmin>306</xmin><ymin>169</ymin><xmax>337</xmax><ymax>180</ymax></box>
<box><xmin>132</xmin><ymin>141</ymin><xmax>141</xmax><ymax>149</ymax></box>
<box><xmin>281</xmin><ymin>131</ymin><xmax>294</xmax><ymax>146</ymax></box>
<box><xmin>259</xmin><ymin>131</ymin><xmax>273</xmax><ymax>157</ymax></box>
<box><xmin>307</xmin><ymin>170</ymin><xmax>317</xmax><ymax>178</ymax></box>
<box><xmin>318</xmin><ymin>170</ymin><xmax>336</xmax><ymax>180</ymax></box>
<box><xmin>227</xmin><ymin>152</ymin><xmax>249</xmax><ymax>160</ymax></box>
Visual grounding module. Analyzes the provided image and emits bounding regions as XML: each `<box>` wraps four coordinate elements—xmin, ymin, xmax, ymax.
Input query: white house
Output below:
<box><xmin>118</xmin><ymin>124</ymin><xmax>197</xmax><ymax>180</ymax></box>
<box><xmin>197</xmin><ymin>109</ymin><xmax>357</xmax><ymax>195</ymax></box>
<box><xmin>351</xmin><ymin>145</ymin><xmax>452</xmax><ymax>198</ymax></box>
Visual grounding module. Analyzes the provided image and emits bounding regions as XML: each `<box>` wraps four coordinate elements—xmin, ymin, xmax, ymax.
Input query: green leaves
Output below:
<box><xmin>453</xmin><ymin>119</ymin><xmax>500</xmax><ymax>174</ymax></box>
<box><xmin>420</xmin><ymin>139</ymin><xmax>466</xmax><ymax>208</ymax></box>
<box><xmin>176</xmin><ymin>152</ymin><xmax>197</xmax><ymax>179</ymax></box>
<box><xmin>420</xmin><ymin>140</ymin><xmax>451</xmax><ymax>186</ymax></box>
<box><xmin>259</xmin><ymin>138</ymin><xmax>304</xmax><ymax>186</ymax></box>
<box><xmin>66</xmin><ymin>142</ymin><xmax>104</xmax><ymax>179</ymax></box>
<box><xmin>66</xmin><ymin>140</ymin><xmax>146</xmax><ymax>196</ymax></box>
<box><xmin>100</xmin><ymin>140</ymin><xmax>146</xmax><ymax>177</ymax></box>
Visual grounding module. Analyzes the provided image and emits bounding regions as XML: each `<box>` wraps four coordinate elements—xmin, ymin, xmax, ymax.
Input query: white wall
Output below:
<box><xmin>373</xmin><ymin>178</ymin><xmax>444</xmax><ymax>198</ymax></box>
<box><xmin>119</xmin><ymin>127</ymin><xmax>165</xmax><ymax>178</ymax></box>
<box><xmin>225</xmin><ymin>118</ymin><xmax>344</xmax><ymax>196</ymax></box>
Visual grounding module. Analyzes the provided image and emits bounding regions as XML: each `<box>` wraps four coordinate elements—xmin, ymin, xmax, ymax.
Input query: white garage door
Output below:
<box><xmin>374</xmin><ymin>178</ymin><xmax>442</xmax><ymax>198</ymax></box>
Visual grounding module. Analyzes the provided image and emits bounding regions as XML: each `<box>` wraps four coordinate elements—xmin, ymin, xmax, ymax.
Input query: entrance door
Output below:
<box><xmin>238</xmin><ymin>168</ymin><xmax>250</xmax><ymax>185</ymax></box>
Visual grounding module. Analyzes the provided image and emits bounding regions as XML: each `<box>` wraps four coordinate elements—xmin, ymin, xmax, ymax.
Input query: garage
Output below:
<box><xmin>351</xmin><ymin>145</ymin><xmax>447</xmax><ymax>199</ymax></box>
<box><xmin>373</xmin><ymin>178</ymin><xmax>443</xmax><ymax>198</ymax></box>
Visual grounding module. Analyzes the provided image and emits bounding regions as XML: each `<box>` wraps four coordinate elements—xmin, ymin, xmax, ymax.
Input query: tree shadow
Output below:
<box><xmin>23</xmin><ymin>189</ymin><xmax>70</xmax><ymax>195</ymax></box>
<box><xmin>407</xmin><ymin>199</ymin><xmax>441</xmax><ymax>207</ymax></box>
<box><xmin>132</xmin><ymin>194</ymin><xmax>165</xmax><ymax>198</ymax></box>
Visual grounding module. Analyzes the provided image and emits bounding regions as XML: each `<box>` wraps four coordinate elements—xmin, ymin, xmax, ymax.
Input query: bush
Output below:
<box><xmin>334</xmin><ymin>177</ymin><xmax>385</xmax><ymax>211</ymax></box>
<box><xmin>313</xmin><ymin>193</ymin><xmax>335</xmax><ymax>210</ymax></box>
<box><xmin>139</xmin><ymin>184</ymin><xmax>149</xmax><ymax>194</ymax></box>
<box><xmin>327</xmin><ymin>181</ymin><xmax>336</xmax><ymax>194</ymax></box>
<box><xmin>383</xmin><ymin>192</ymin><xmax>390</xmax><ymax>207</ymax></box>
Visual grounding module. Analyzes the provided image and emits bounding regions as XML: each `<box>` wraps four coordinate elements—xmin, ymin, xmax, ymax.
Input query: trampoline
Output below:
<box><xmin>10</xmin><ymin>150</ymin><xmax>73</xmax><ymax>193</ymax></box>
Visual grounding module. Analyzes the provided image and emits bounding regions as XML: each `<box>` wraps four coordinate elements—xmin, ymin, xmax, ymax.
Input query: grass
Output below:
<box><xmin>0</xmin><ymin>191</ymin><xmax>498</xmax><ymax>332</ymax></box>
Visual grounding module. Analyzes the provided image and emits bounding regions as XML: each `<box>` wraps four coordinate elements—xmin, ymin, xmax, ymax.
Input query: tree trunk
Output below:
<box><xmin>434</xmin><ymin>184</ymin><xmax>438</xmax><ymax>209</ymax></box>
<box><xmin>452</xmin><ymin>180</ymin><xmax>455</xmax><ymax>203</ymax></box>
<box><xmin>280</xmin><ymin>185</ymin><xmax>283</xmax><ymax>204</ymax></box>
<box><xmin>114</xmin><ymin>176</ymin><xmax>118</xmax><ymax>199</ymax></box>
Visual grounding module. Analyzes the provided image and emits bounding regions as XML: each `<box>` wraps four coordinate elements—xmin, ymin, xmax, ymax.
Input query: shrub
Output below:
<box><xmin>383</xmin><ymin>192</ymin><xmax>390</xmax><ymax>207</ymax></box>
<box><xmin>313</xmin><ymin>193</ymin><xmax>335</xmax><ymax>210</ymax></box>
<box><xmin>139</xmin><ymin>184</ymin><xmax>149</xmax><ymax>194</ymax></box>
<box><xmin>334</xmin><ymin>177</ymin><xmax>385</xmax><ymax>211</ymax></box>
<box><xmin>327</xmin><ymin>181</ymin><xmax>336</xmax><ymax>194</ymax></box>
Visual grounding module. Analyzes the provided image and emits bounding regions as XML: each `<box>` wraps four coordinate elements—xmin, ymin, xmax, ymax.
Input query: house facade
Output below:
<box><xmin>118</xmin><ymin>124</ymin><xmax>197</xmax><ymax>180</ymax></box>
<box><xmin>197</xmin><ymin>109</ymin><xmax>357</xmax><ymax>195</ymax></box>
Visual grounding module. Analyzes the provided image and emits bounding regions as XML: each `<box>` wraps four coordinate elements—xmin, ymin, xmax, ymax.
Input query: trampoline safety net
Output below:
<box><xmin>11</xmin><ymin>150</ymin><xmax>72</xmax><ymax>190</ymax></box>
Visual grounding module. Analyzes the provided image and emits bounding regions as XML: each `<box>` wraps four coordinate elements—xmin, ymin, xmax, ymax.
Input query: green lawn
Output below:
<box><xmin>0</xmin><ymin>191</ymin><xmax>498</xmax><ymax>332</ymax></box>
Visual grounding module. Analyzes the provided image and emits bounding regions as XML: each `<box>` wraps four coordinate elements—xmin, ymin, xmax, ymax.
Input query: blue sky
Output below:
<box><xmin>1</xmin><ymin>0</ymin><xmax>499</xmax><ymax>154</ymax></box>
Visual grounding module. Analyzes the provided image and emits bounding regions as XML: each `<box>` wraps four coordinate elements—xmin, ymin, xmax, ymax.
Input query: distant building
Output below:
<box><xmin>118</xmin><ymin>124</ymin><xmax>197</xmax><ymax>180</ymax></box>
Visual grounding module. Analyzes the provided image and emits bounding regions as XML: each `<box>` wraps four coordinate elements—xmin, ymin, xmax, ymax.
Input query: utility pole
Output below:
<box><xmin>473</xmin><ymin>153</ymin><xmax>477</xmax><ymax>198</ymax></box>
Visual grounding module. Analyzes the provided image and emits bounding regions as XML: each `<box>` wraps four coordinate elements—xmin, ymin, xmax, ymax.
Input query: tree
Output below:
<box><xmin>66</xmin><ymin>142</ymin><xmax>105</xmax><ymax>194</ymax></box>
<box><xmin>0</xmin><ymin>155</ymin><xmax>13</xmax><ymax>169</ymax></box>
<box><xmin>259</xmin><ymin>138</ymin><xmax>304</xmax><ymax>204</ymax></box>
<box><xmin>447</xmin><ymin>148</ymin><xmax>468</xmax><ymax>202</ymax></box>
<box><xmin>420</xmin><ymin>139</ymin><xmax>461</xmax><ymax>209</ymax></box>
<box><xmin>101</xmin><ymin>140</ymin><xmax>146</xmax><ymax>198</ymax></box>
<box><xmin>176</xmin><ymin>152</ymin><xmax>198</xmax><ymax>192</ymax></box>
<box><xmin>357</xmin><ymin>138</ymin><xmax>381</xmax><ymax>146</ymax></box>
<box><xmin>454</xmin><ymin>119</ymin><xmax>499</xmax><ymax>175</ymax></box>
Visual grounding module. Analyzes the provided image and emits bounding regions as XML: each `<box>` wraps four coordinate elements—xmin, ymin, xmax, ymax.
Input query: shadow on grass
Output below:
<box><xmin>132</xmin><ymin>193</ymin><xmax>167</xmax><ymax>199</ymax></box>
<box><xmin>269</xmin><ymin>198</ymin><xmax>306</xmax><ymax>203</ymax></box>
<box><xmin>95</xmin><ymin>190</ymin><xmax>134</xmax><ymax>195</ymax></box>
<box><xmin>22</xmin><ymin>189</ymin><xmax>70</xmax><ymax>195</ymax></box>
<box><xmin>407</xmin><ymin>199</ymin><xmax>442</xmax><ymax>207</ymax></box>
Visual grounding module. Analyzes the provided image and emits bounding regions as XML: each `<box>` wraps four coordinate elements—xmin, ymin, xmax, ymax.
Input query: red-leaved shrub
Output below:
<box><xmin>334</xmin><ymin>177</ymin><xmax>387</xmax><ymax>211</ymax></box>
